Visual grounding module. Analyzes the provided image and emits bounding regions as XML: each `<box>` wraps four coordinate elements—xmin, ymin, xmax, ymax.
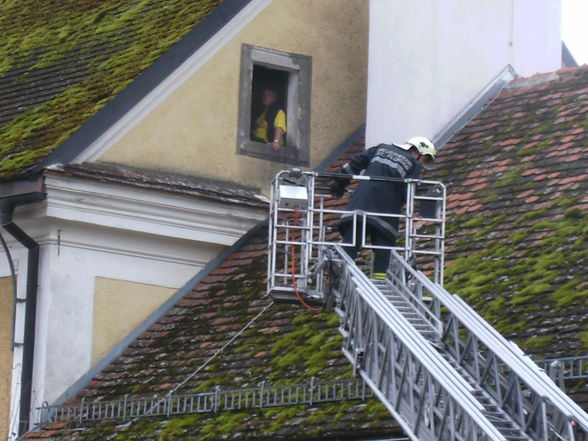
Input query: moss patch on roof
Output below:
<box><xmin>0</xmin><ymin>0</ymin><xmax>221</xmax><ymax>179</ymax></box>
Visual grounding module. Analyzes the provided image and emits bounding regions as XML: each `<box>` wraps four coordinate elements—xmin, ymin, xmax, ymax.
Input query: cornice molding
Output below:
<box><xmin>42</xmin><ymin>174</ymin><xmax>266</xmax><ymax>247</ymax></box>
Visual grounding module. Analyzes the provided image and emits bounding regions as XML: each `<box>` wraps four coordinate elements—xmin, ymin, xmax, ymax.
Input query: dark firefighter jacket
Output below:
<box><xmin>338</xmin><ymin>143</ymin><xmax>422</xmax><ymax>239</ymax></box>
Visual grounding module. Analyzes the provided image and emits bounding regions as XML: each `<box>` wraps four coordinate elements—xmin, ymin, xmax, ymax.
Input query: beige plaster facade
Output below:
<box><xmin>100</xmin><ymin>0</ymin><xmax>368</xmax><ymax>190</ymax></box>
<box><xmin>0</xmin><ymin>277</ymin><xmax>13</xmax><ymax>440</ymax></box>
<box><xmin>92</xmin><ymin>277</ymin><xmax>175</xmax><ymax>364</ymax></box>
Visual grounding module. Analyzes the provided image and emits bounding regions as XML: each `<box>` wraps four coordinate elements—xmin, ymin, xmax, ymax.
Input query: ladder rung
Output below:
<box><xmin>414</xmin><ymin>195</ymin><xmax>444</xmax><ymax>201</ymax></box>
<box><xmin>409</xmin><ymin>233</ymin><xmax>444</xmax><ymax>239</ymax></box>
<box><xmin>274</xmin><ymin>223</ymin><xmax>312</xmax><ymax>230</ymax></box>
<box><xmin>409</xmin><ymin>250</ymin><xmax>442</xmax><ymax>256</ymax></box>
<box><xmin>411</xmin><ymin>217</ymin><xmax>443</xmax><ymax>222</ymax></box>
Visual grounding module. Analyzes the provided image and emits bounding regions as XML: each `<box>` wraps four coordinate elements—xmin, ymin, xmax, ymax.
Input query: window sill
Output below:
<box><xmin>239</xmin><ymin>140</ymin><xmax>307</xmax><ymax>165</ymax></box>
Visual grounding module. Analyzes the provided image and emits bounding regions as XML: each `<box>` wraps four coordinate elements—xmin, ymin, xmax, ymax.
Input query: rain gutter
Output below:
<box><xmin>0</xmin><ymin>176</ymin><xmax>45</xmax><ymax>437</ymax></box>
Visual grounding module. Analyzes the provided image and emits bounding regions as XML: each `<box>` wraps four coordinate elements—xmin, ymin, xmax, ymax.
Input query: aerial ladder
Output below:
<box><xmin>267</xmin><ymin>169</ymin><xmax>588</xmax><ymax>441</ymax></box>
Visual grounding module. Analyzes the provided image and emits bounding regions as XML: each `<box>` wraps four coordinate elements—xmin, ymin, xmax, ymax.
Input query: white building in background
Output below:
<box><xmin>366</xmin><ymin>0</ymin><xmax>563</xmax><ymax>146</ymax></box>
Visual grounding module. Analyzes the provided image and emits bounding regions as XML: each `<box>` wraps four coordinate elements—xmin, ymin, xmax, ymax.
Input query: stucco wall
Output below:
<box><xmin>93</xmin><ymin>278</ymin><xmax>175</xmax><ymax>364</ymax></box>
<box><xmin>0</xmin><ymin>277</ymin><xmax>13</xmax><ymax>440</ymax></box>
<box><xmin>366</xmin><ymin>0</ymin><xmax>562</xmax><ymax>146</ymax></box>
<box><xmin>100</xmin><ymin>0</ymin><xmax>369</xmax><ymax>189</ymax></box>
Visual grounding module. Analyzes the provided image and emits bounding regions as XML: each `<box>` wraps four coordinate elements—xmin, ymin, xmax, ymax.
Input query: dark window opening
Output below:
<box><xmin>250</xmin><ymin>66</ymin><xmax>289</xmax><ymax>146</ymax></box>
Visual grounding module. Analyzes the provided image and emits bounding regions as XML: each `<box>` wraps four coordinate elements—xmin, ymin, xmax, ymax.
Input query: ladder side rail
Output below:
<box><xmin>440</xmin><ymin>289</ymin><xmax>588</xmax><ymax>435</ymax></box>
<box><xmin>345</xmin><ymin>274</ymin><xmax>473</xmax><ymax>404</ymax></box>
<box><xmin>438</xmin><ymin>307</ymin><xmax>550</xmax><ymax>440</ymax></box>
<box><xmin>508</xmin><ymin>339</ymin><xmax>588</xmax><ymax>433</ymax></box>
<box><xmin>337</xmin><ymin>279</ymin><xmax>504</xmax><ymax>441</ymax></box>
<box><xmin>336</xmin><ymin>280</ymin><xmax>498</xmax><ymax>441</ymax></box>
<box><xmin>388</xmin><ymin>250</ymin><xmax>588</xmax><ymax>437</ymax></box>
<box><xmin>387</xmin><ymin>260</ymin><xmax>444</xmax><ymax>334</ymax></box>
<box><xmin>425</xmin><ymin>288</ymin><xmax>584</xmax><ymax>441</ymax></box>
<box><xmin>387</xmin><ymin>255</ymin><xmax>577</xmax><ymax>441</ymax></box>
<box><xmin>393</xmin><ymin>247</ymin><xmax>574</xmax><ymax>404</ymax></box>
<box><xmin>333</xmin><ymin>246</ymin><xmax>507</xmax><ymax>441</ymax></box>
<box><xmin>345</xmin><ymin>269</ymin><xmax>487</xmax><ymax>411</ymax></box>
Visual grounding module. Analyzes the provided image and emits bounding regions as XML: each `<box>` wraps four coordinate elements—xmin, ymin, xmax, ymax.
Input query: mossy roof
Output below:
<box><xmin>426</xmin><ymin>66</ymin><xmax>588</xmax><ymax>359</ymax></box>
<box><xmin>0</xmin><ymin>0</ymin><xmax>234</xmax><ymax>181</ymax></box>
<box><xmin>26</xmin><ymin>66</ymin><xmax>588</xmax><ymax>439</ymax></box>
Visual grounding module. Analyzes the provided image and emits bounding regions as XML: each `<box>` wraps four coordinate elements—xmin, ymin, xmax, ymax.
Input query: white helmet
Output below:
<box><xmin>402</xmin><ymin>136</ymin><xmax>436</xmax><ymax>162</ymax></box>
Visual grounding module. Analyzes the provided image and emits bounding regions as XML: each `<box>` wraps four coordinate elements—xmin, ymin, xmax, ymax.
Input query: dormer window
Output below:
<box><xmin>237</xmin><ymin>44</ymin><xmax>311</xmax><ymax>165</ymax></box>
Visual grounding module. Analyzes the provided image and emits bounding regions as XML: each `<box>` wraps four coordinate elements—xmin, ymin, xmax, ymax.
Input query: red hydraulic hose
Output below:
<box><xmin>291</xmin><ymin>207</ymin><xmax>322</xmax><ymax>312</ymax></box>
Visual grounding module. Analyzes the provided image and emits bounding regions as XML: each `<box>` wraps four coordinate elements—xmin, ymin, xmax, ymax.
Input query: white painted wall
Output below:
<box><xmin>366</xmin><ymin>0</ymin><xmax>562</xmax><ymax>146</ymax></box>
<box><xmin>0</xmin><ymin>175</ymin><xmax>266</xmax><ymax>436</ymax></box>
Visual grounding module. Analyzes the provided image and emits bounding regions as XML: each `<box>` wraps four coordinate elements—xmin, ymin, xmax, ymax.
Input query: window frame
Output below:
<box><xmin>237</xmin><ymin>44</ymin><xmax>311</xmax><ymax>165</ymax></box>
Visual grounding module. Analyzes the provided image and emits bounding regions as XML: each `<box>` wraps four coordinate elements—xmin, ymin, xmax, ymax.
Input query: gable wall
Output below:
<box><xmin>98</xmin><ymin>0</ymin><xmax>369</xmax><ymax>190</ymax></box>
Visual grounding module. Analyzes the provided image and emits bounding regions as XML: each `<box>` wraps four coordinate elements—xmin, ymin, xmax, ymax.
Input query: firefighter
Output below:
<box><xmin>330</xmin><ymin>137</ymin><xmax>436</xmax><ymax>279</ymax></box>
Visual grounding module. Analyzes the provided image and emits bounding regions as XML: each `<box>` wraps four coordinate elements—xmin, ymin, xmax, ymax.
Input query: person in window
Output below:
<box><xmin>251</xmin><ymin>87</ymin><xmax>287</xmax><ymax>151</ymax></box>
<box><xmin>329</xmin><ymin>137</ymin><xmax>437</xmax><ymax>280</ymax></box>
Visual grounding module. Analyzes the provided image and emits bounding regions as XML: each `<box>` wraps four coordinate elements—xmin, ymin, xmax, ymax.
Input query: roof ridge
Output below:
<box><xmin>505</xmin><ymin>64</ymin><xmax>588</xmax><ymax>90</ymax></box>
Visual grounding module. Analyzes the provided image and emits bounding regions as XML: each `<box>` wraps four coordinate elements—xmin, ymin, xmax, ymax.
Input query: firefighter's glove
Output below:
<box><xmin>329</xmin><ymin>179</ymin><xmax>350</xmax><ymax>197</ymax></box>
